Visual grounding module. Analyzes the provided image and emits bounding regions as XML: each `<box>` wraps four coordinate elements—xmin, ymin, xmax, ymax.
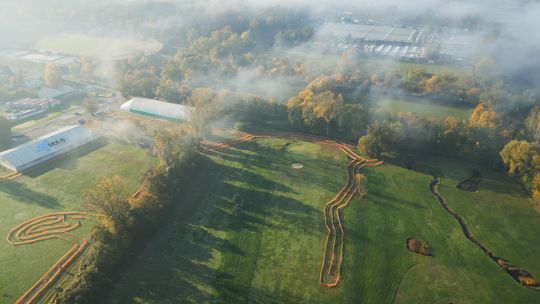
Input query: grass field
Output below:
<box><xmin>34</xmin><ymin>34</ymin><xmax>162</xmax><ymax>59</ymax></box>
<box><xmin>0</xmin><ymin>141</ymin><xmax>151</xmax><ymax>303</ymax></box>
<box><xmin>102</xmin><ymin>136</ymin><xmax>540</xmax><ymax>303</ymax></box>
<box><xmin>371</xmin><ymin>97</ymin><xmax>473</xmax><ymax>119</ymax></box>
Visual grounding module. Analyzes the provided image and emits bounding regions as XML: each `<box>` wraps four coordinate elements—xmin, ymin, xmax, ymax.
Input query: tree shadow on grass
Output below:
<box><xmin>0</xmin><ymin>179</ymin><xmax>60</xmax><ymax>208</ymax></box>
<box><xmin>104</xmin><ymin>152</ymin><xmax>326</xmax><ymax>303</ymax></box>
<box><xmin>23</xmin><ymin>140</ymin><xmax>108</xmax><ymax>178</ymax></box>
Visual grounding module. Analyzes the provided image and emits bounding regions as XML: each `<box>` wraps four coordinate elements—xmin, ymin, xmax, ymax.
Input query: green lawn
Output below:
<box><xmin>102</xmin><ymin>137</ymin><xmax>540</xmax><ymax>304</ymax></box>
<box><xmin>0</xmin><ymin>141</ymin><xmax>151</xmax><ymax>302</ymax></box>
<box><xmin>371</xmin><ymin>97</ymin><xmax>473</xmax><ymax>119</ymax></box>
<box><xmin>34</xmin><ymin>34</ymin><xmax>162</xmax><ymax>58</ymax></box>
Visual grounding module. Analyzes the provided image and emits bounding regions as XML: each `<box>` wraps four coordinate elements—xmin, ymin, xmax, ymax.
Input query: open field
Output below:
<box><xmin>34</xmin><ymin>34</ymin><xmax>162</xmax><ymax>59</ymax></box>
<box><xmin>371</xmin><ymin>97</ymin><xmax>473</xmax><ymax>119</ymax></box>
<box><xmin>0</xmin><ymin>141</ymin><xmax>151</xmax><ymax>303</ymax></box>
<box><xmin>102</xmin><ymin>134</ymin><xmax>540</xmax><ymax>303</ymax></box>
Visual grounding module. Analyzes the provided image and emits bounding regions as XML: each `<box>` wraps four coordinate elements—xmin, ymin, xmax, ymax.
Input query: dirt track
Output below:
<box><xmin>204</xmin><ymin>131</ymin><xmax>383</xmax><ymax>288</ymax></box>
<box><xmin>7</xmin><ymin>212</ymin><xmax>93</xmax><ymax>304</ymax></box>
<box><xmin>430</xmin><ymin>177</ymin><xmax>539</xmax><ymax>290</ymax></box>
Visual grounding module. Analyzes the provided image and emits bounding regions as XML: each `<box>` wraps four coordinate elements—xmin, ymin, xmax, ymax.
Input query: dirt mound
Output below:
<box><xmin>495</xmin><ymin>258</ymin><xmax>539</xmax><ymax>287</ymax></box>
<box><xmin>406</xmin><ymin>237</ymin><xmax>433</xmax><ymax>257</ymax></box>
<box><xmin>291</xmin><ymin>162</ymin><xmax>304</xmax><ymax>169</ymax></box>
<box><xmin>457</xmin><ymin>170</ymin><xmax>481</xmax><ymax>192</ymax></box>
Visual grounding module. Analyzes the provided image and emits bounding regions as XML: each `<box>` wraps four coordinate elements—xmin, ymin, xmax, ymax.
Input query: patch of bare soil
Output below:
<box><xmin>457</xmin><ymin>170</ymin><xmax>481</xmax><ymax>192</ymax></box>
<box><xmin>495</xmin><ymin>258</ymin><xmax>539</xmax><ymax>287</ymax></box>
<box><xmin>291</xmin><ymin>162</ymin><xmax>304</xmax><ymax>169</ymax></box>
<box><xmin>406</xmin><ymin>237</ymin><xmax>433</xmax><ymax>257</ymax></box>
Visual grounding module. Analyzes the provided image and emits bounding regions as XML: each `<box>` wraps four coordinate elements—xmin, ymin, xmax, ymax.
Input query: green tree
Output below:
<box><xmin>84</xmin><ymin>175</ymin><xmax>129</xmax><ymax>234</ymax></box>
<box><xmin>358</xmin><ymin>122</ymin><xmax>393</xmax><ymax>158</ymax></box>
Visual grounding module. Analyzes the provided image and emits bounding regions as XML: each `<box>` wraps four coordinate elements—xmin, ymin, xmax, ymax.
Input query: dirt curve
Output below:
<box><xmin>430</xmin><ymin>177</ymin><xmax>539</xmax><ymax>290</ymax></box>
<box><xmin>7</xmin><ymin>212</ymin><xmax>94</xmax><ymax>304</ymax></box>
<box><xmin>204</xmin><ymin>131</ymin><xmax>383</xmax><ymax>288</ymax></box>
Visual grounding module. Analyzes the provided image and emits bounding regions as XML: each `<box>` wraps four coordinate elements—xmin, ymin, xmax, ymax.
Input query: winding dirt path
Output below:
<box><xmin>204</xmin><ymin>131</ymin><xmax>383</xmax><ymax>288</ymax></box>
<box><xmin>430</xmin><ymin>177</ymin><xmax>539</xmax><ymax>290</ymax></box>
<box><xmin>7</xmin><ymin>212</ymin><xmax>94</xmax><ymax>304</ymax></box>
<box><xmin>0</xmin><ymin>171</ymin><xmax>22</xmax><ymax>181</ymax></box>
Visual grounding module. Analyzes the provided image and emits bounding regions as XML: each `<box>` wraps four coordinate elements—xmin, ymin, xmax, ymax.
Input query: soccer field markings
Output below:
<box><xmin>204</xmin><ymin>132</ymin><xmax>383</xmax><ymax>288</ymax></box>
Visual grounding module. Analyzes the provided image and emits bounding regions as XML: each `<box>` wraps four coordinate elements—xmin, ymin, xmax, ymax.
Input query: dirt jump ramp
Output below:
<box><xmin>205</xmin><ymin>132</ymin><xmax>383</xmax><ymax>288</ymax></box>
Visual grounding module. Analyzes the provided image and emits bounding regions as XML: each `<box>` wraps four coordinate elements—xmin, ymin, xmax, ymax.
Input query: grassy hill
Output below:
<box><xmin>0</xmin><ymin>141</ymin><xmax>150</xmax><ymax>302</ymax></box>
<box><xmin>103</xmin><ymin>136</ymin><xmax>540</xmax><ymax>303</ymax></box>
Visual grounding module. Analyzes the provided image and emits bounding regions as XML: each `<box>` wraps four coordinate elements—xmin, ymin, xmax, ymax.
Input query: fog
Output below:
<box><xmin>1</xmin><ymin>0</ymin><xmax>540</xmax><ymax>87</ymax></box>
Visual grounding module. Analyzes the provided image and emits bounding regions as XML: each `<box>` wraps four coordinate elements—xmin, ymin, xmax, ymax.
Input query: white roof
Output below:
<box><xmin>0</xmin><ymin>125</ymin><xmax>100</xmax><ymax>172</ymax></box>
<box><xmin>120</xmin><ymin>97</ymin><xmax>192</xmax><ymax>121</ymax></box>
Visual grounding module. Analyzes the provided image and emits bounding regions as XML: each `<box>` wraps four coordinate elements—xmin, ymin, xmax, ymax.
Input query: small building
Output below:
<box><xmin>5</xmin><ymin>98</ymin><xmax>61</xmax><ymax>122</ymax></box>
<box><xmin>7</xmin><ymin>98</ymin><xmax>60</xmax><ymax>111</ymax></box>
<box><xmin>0</xmin><ymin>125</ymin><xmax>101</xmax><ymax>172</ymax></box>
<box><xmin>37</xmin><ymin>85</ymin><xmax>77</xmax><ymax>100</ymax></box>
<box><xmin>120</xmin><ymin>97</ymin><xmax>193</xmax><ymax>122</ymax></box>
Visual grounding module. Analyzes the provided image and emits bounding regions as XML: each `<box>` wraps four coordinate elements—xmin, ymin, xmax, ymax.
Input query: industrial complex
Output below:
<box><xmin>315</xmin><ymin>19</ymin><xmax>475</xmax><ymax>62</ymax></box>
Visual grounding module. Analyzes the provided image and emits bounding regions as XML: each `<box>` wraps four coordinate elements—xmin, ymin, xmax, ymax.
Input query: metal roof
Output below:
<box><xmin>0</xmin><ymin>125</ymin><xmax>101</xmax><ymax>172</ymax></box>
<box><xmin>120</xmin><ymin>97</ymin><xmax>192</xmax><ymax>121</ymax></box>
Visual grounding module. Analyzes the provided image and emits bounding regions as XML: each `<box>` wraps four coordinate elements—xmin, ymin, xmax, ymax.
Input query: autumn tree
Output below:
<box><xmin>152</xmin><ymin>126</ymin><xmax>199</xmax><ymax>171</ymax></box>
<box><xmin>84</xmin><ymin>175</ymin><xmax>129</xmax><ymax>234</ymax></box>
<box><xmin>500</xmin><ymin>140</ymin><xmax>540</xmax><ymax>194</ymax></box>
<box><xmin>469</xmin><ymin>103</ymin><xmax>498</xmax><ymax>128</ymax></box>
<box><xmin>0</xmin><ymin>116</ymin><xmax>12</xmax><ymax>150</ymax></box>
<box><xmin>44</xmin><ymin>63</ymin><xmax>62</xmax><ymax>87</ymax></box>
<box><xmin>189</xmin><ymin>88</ymin><xmax>224</xmax><ymax>140</ymax></box>
<box><xmin>500</xmin><ymin>140</ymin><xmax>534</xmax><ymax>176</ymax></box>
<box><xmin>312</xmin><ymin>90</ymin><xmax>344</xmax><ymax>136</ymax></box>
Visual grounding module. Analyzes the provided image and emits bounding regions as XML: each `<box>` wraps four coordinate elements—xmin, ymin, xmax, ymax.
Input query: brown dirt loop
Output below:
<box><xmin>204</xmin><ymin>131</ymin><xmax>383</xmax><ymax>288</ymax></box>
<box><xmin>430</xmin><ymin>177</ymin><xmax>539</xmax><ymax>290</ymax></box>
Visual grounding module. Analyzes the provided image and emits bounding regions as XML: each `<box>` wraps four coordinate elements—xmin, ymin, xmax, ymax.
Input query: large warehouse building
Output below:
<box><xmin>0</xmin><ymin>125</ymin><xmax>101</xmax><ymax>172</ymax></box>
<box><xmin>120</xmin><ymin>97</ymin><xmax>193</xmax><ymax>122</ymax></box>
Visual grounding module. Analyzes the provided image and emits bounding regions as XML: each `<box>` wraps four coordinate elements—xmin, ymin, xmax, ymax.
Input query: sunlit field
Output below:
<box><xmin>103</xmin><ymin>137</ymin><xmax>540</xmax><ymax>303</ymax></box>
<box><xmin>0</xmin><ymin>142</ymin><xmax>150</xmax><ymax>302</ymax></box>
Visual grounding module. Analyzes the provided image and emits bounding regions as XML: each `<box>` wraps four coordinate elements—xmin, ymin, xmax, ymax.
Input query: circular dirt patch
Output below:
<box><xmin>291</xmin><ymin>162</ymin><xmax>304</xmax><ymax>169</ymax></box>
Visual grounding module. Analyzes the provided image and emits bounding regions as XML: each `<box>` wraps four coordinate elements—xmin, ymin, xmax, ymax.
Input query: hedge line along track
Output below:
<box><xmin>204</xmin><ymin>131</ymin><xmax>383</xmax><ymax>287</ymax></box>
<box><xmin>6</xmin><ymin>212</ymin><xmax>95</xmax><ymax>304</ymax></box>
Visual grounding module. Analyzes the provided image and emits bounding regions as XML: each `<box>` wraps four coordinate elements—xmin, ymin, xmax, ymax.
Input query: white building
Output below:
<box><xmin>0</xmin><ymin>125</ymin><xmax>101</xmax><ymax>172</ymax></box>
<box><xmin>120</xmin><ymin>97</ymin><xmax>192</xmax><ymax>122</ymax></box>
